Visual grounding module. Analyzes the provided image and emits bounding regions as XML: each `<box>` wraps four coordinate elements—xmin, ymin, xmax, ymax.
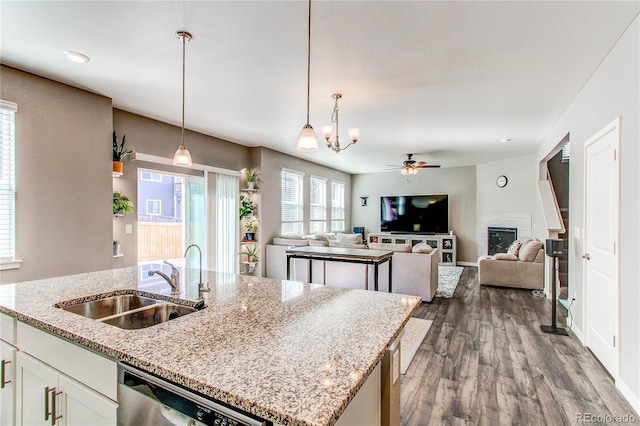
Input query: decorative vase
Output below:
<box><xmin>247</xmin><ymin>181</ymin><xmax>255</xmax><ymax>191</ymax></box>
<box><xmin>113</xmin><ymin>244</ymin><xmax>120</xmax><ymax>256</ymax></box>
<box><xmin>245</xmin><ymin>232</ymin><xmax>255</xmax><ymax>241</ymax></box>
<box><xmin>113</xmin><ymin>161</ymin><xmax>123</xmax><ymax>173</ymax></box>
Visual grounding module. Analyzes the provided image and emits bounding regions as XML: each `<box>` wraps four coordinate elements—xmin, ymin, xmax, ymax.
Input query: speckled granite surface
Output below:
<box><xmin>0</xmin><ymin>266</ymin><xmax>420</xmax><ymax>426</ymax></box>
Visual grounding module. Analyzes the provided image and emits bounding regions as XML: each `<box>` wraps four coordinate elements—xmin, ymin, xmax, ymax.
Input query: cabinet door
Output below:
<box><xmin>1</xmin><ymin>341</ymin><xmax>17</xmax><ymax>426</ymax></box>
<box><xmin>59</xmin><ymin>374</ymin><xmax>117</xmax><ymax>426</ymax></box>
<box><xmin>16</xmin><ymin>352</ymin><xmax>58</xmax><ymax>426</ymax></box>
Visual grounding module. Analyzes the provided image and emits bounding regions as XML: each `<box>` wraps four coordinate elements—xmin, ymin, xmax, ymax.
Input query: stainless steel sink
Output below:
<box><xmin>101</xmin><ymin>303</ymin><xmax>198</xmax><ymax>330</ymax></box>
<box><xmin>56</xmin><ymin>291</ymin><xmax>204</xmax><ymax>329</ymax></box>
<box><xmin>60</xmin><ymin>294</ymin><xmax>161</xmax><ymax>319</ymax></box>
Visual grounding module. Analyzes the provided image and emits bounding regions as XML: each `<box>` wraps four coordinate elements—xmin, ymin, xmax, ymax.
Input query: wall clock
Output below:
<box><xmin>496</xmin><ymin>175</ymin><xmax>508</xmax><ymax>188</ymax></box>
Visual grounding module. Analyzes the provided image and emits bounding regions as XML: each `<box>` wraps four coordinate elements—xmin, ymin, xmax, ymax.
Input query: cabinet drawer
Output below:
<box><xmin>0</xmin><ymin>313</ymin><xmax>16</xmax><ymax>345</ymax></box>
<box><xmin>16</xmin><ymin>322</ymin><xmax>117</xmax><ymax>400</ymax></box>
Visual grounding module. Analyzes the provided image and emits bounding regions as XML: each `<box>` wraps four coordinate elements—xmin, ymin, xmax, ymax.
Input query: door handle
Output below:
<box><xmin>582</xmin><ymin>253</ymin><xmax>591</xmax><ymax>260</ymax></box>
<box><xmin>1</xmin><ymin>359</ymin><xmax>11</xmax><ymax>388</ymax></box>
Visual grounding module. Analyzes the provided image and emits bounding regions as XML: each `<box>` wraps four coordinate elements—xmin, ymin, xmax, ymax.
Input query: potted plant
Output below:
<box><xmin>113</xmin><ymin>191</ymin><xmax>134</xmax><ymax>215</ymax></box>
<box><xmin>239</xmin><ymin>245</ymin><xmax>260</xmax><ymax>263</ymax></box>
<box><xmin>113</xmin><ymin>240</ymin><xmax>120</xmax><ymax>256</ymax></box>
<box><xmin>244</xmin><ymin>169</ymin><xmax>262</xmax><ymax>190</ymax></box>
<box><xmin>239</xmin><ymin>195</ymin><xmax>257</xmax><ymax>221</ymax></box>
<box><xmin>113</xmin><ymin>131</ymin><xmax>132</xmax><ymax>173</ymax></box>
<box><xmin>244</xmin><ymin>216</ymin><xmax>259</xmax><ymax>241</ymax></box>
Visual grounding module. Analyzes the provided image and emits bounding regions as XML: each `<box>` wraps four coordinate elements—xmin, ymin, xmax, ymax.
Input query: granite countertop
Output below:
<box><xmin>0</xmin><ymin>266</ymin><xmax>420</xmax><ymax>426</ymax></box>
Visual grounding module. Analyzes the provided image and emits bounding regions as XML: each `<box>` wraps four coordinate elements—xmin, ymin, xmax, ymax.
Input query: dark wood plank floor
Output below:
<box><xmin>401</xmin><ymin>266</ymin><xmax>638</xmax><ymax>425</ymax></box>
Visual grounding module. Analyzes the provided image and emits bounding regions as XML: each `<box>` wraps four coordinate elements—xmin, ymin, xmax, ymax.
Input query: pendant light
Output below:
<box><xmin>173</xmin><ymin>31</ymin><xmax>193</xmax><ymax>166</ymax></box>
<box><xmin>296</xmin><ymin>0</ymin><xmax>319</xmax><ymax>152</ymax></box>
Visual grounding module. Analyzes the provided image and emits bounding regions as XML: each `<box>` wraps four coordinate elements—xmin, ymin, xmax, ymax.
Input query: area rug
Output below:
<box><xmin>435</xmin><ymin>265</ymin><xmax>464</xmax><ymax>298</ymax></box>
<box><xmin>401</xmin><ymin>317</ymin><xmax>433</xmax><ymax>374</ymax></box>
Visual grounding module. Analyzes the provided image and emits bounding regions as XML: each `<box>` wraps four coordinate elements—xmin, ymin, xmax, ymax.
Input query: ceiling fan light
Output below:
<box><xmin>296</xmin><ymin>124</ymin><xmax>319</xmax><ymax>152</ymax></box>
<box><xmin>321</xmin><ymin>125</ymin><xmax>333</xmax><ymax>141</ymax></box>
<box><xmin>401</xmin><ymin>167</ymin><xmax>409</xmax><ymax>176</ymax></box>
<box><xmin>173</xmin><ymin>146</ymin><xmax>192</xmax><ymax>166</ymax></box>
<box><xmin>348</xmin><ymin>127</ymin><xmax>360</xmax><ymax>142</ymax></box>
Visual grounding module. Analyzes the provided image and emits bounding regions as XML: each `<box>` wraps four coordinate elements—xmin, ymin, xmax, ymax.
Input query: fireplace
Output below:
<box><xmin>488</xmin><ymin>227</ymin><xmax>517</xmax><ymax>255</ymax></box>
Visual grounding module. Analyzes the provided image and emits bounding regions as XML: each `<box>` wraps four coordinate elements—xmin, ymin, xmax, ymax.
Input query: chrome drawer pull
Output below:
<box><xmin>0</xmin><ymin>359</ymin><xmax>11</xmax><ymax>388</ymax></box>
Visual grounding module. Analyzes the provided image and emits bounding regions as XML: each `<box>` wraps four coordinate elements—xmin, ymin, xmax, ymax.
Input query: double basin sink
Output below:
<box><xmin>55</xmin><ymin>291</ymin><xmax>205</xmax><ymax>330</ymax></box>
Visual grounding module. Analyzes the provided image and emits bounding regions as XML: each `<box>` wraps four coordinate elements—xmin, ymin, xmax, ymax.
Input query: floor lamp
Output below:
<box><xmin>540</xmin><ymin>238</ymin><xmax>569</xmax><ymax>336</ymax></box>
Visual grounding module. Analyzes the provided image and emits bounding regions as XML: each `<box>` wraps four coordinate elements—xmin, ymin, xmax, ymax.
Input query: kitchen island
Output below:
<box><xmin>0</xmin><ymin>266</ymin><xmax>420</xmax><ymax>425</ymax></box>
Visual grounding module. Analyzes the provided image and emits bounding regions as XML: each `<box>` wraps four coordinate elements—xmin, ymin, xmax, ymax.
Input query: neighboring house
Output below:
<box><xmin>137</xmin><ymin>172</ymin><xmax>182</xmax><ymax>222</ymax></box>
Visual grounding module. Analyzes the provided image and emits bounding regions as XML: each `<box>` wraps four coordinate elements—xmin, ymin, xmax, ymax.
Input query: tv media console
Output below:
<box><xmin>368</xmin><ymin>232</ymin><xmax>457</xmax><ymax>266</ymax></box>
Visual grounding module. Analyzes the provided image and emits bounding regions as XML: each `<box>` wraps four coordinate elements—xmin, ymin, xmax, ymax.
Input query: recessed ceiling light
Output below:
<box><xmin>64</xmin><ymin>50</ymin><xmax>90</xmax><ymax>63</ymax></box>
<box><xmin>500</xmin><ymin>138</ymin><xmax>512</xmax><ymax>144</ymax></box>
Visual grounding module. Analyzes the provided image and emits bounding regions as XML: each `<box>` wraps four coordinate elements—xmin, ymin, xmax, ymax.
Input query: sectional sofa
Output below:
<box><xmin>265</xmin><ymin>234</ymin><xmax>440</xmax><ymax>302</ymax></box>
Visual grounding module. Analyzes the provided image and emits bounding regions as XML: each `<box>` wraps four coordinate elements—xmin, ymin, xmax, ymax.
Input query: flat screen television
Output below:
<box><xmin>380</xmin><ymin>194</ymin><xmax>448</xmax><ymax>234</ymax></box>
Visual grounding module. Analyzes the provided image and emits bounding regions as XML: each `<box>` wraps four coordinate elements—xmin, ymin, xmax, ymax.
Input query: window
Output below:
<box><xmin>309</xmin><ymin>176</ymin><xmax>327</xmax><ymax>233</ymax></box>
<box><xmin>281</xmin><ymin>169</ymin><xmax>304</xmax><ymax>234</ymax></box>
<box><xmin>331</xmin><ymin>181</ymin><xmax>345</xmax><ymax>231</ymax></box>
<box><xmin>0</xmin><ymin>100</ymin><xmax>17</xmax><ymax>267</ymax></box>
<box><xmin>146</xmin><ymin>199</ymin><xmax>162</xmax><ymax>215</ymax></box>
<box><xmin>140</xmin><ymin>172</ymin><xmax>162</xmax><ymax>182</ymax></box>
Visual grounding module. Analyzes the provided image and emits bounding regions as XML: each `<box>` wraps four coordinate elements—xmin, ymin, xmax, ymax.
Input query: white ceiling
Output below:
<box><xmin>1</xmin><ymin>1</ymin><xmax>638</xmax><ymax>174</ymax></box>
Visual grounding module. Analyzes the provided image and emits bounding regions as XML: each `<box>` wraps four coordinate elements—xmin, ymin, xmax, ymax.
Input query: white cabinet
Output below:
<box><xmin>16</xmin><ymin>352</ymin><xmax>117</xmax><ymax>426</ymax></box>
<box><xmin>14</xmin><ymin>322</ymin><xmax>118</xmax><ymax>425</ymax></box>
<box><xmin>1</xmin><ymin>340</ymin><xmax>17</xmax><ymax>426</ymax></box>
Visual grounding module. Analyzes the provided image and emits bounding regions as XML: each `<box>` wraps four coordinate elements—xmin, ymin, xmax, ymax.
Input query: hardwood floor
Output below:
<box><xmin>401</xmin><ymin>266</ymin><xmax>638</xmax><ymax>425</ymax></box>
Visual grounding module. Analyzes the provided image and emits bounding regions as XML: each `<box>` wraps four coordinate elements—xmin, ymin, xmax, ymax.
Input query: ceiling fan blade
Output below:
<box><xmin>413</xmin><ymin>161</ymin><xmax>427</xmax><ymax>167</ymax></box>
<box><xmin>415</xmin><ymin>164</ymin><xmax>441</xmax><ymax>168</ymax></box>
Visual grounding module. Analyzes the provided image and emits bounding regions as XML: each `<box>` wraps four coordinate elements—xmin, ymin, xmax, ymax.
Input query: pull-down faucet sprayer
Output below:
<box><xmin>184</xmin><ymin>243</ymin><xmax>209</xmax><ymax>293</ymax></box>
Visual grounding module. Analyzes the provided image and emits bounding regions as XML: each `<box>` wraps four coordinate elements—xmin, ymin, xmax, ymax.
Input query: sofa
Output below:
<box><xmin>265</xmin><ymin>234</ymin><xmax>440</xmax><ymax>302</ymax></box>
<box><xmin>477</xmin><ymin>237</ymin><xmax>544</xmax><ymax>290</ymax></box>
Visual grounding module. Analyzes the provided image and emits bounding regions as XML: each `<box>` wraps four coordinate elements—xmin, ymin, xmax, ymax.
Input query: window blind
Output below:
<box><xmin>309</xmin><ymin>176</ymin><xmax>327</xmax><ymax>233</ymax></box>
<box><xmin>281</xmin><ymin>169</ymin><xmax>304</xmax><ymax>234</ymax></box>
<box><xmin>0</xmin><ymin>101</ymin><xmax>17</xmax><ymax>261</ymax></box>
<box><xmin>331</xmin><ymin>181</ymin><xmax>345</xmax><ymax>232</ymax></box>
<box><xmin>216</xmin><ymin>173</ymin><xmax>239</xmax><ymax>273</ymax></box>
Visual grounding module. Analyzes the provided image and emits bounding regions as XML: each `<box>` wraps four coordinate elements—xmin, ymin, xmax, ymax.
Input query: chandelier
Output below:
<box><xmin>321</xmin><ymin>94</ymin><xmax>360</xmax><ymax>153</ymax></box>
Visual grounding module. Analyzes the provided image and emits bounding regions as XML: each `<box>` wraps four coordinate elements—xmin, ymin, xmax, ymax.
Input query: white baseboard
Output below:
<box><xmin>616</xmin><ymin>380</ymin><xmax>640</xmax><ymax>416</ymax></box>
<box><xmin>568</xmin><ymin>321</ymin><xmax>584</xmax><ymax>342</ymax></box>
<box><xmin>457</xmin><ymin>261</ymin><xmax>476</xmax><ymax>267</ymax></box>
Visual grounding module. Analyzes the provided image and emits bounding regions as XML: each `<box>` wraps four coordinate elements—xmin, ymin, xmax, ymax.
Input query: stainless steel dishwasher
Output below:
<box><xmin>118</xmin><ymin>364</ymin><xmax>267</xmax><ymax>426</ymax></box>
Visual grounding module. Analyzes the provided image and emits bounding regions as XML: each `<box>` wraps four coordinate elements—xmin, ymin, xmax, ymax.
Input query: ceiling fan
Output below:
<box><xmin>388</xmin><ymin>154</ymin><xmax>441</xmax><ymax>175</ymax></box>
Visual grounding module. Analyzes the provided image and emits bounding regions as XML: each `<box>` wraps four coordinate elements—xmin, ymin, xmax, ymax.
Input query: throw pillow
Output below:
<box><xmin>336</xmin><ymin>232</ymin><xmax>362</xmax><ymax>245</ymax></box>
<box><xmin>507</xmin><ymin>241</ymin><xmax>522</xmax><ymax>256</ymax></box>
<box><xmin>411</xmin><ymin>243</ymin><xmax>433</xmax><ymax>254</ymax></box>
<box><xmin>368</xmin><ymin>243</ymin><xmax>412</xmax><ymax>253</ymax></box>
<box><xmin>518</xmin><ymin>240</ymin><xmax>543</xmax><ymax>262</ymax></box>
<box><xmin>494</xmin><ymin>253</ymin><xmax>518</xmax><ymax>261</ymax></box>
<box><xmin>308</xmin><ymin>240</ymin><xmax>328</xmax><ymax>247</ymax></box>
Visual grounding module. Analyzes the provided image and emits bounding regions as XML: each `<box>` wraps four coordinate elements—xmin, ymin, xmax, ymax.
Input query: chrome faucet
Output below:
<box><xmin>184</xmin><ymin>243</ymin><xmax>209</xmax><ymax>293</ymax></box>
<box><xmin>148</xmin><ymin>260</ymin><xmax>180</xmax><ymax>294</ymax></box>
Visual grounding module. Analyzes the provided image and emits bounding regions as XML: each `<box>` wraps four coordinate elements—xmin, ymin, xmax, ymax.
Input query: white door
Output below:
<box><xmin>583</xmin><ymin>117</ymin><xmax>620</xmax><ymax>377</ymax></box>
<box><xmin>1</xmin><ymin>341</ymin><xmax>17</xmax><ymax>426</ymax></box>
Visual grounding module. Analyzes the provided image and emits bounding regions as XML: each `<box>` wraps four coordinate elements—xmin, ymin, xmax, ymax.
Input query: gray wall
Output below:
<box><xmin>112</xmin><ymin>109</ymin><xmax>251</xmax><ymax>268</ymax></box>
<box><xmin>533</xmin><ymin>15</ymin><xmax>640</xmax><ymax>408</ymax></box>
<box><xmin>0</xmin><ymin>66</ymin><xmax>113</xmax><ymax>283</ymax></box>
<box><xmin>351</xmin><ymin>166</ymin><xmax>477</xmax><ymax>263</ymax></box>
<box><xmin>258</xmin><ymin>146</ymin><xmax>352</xmax><ymax>244</ymax></box>
<box><xmin>476</xmin><ymin>155</ymin><xmax>538</xmax><ymax>219</ymax></box>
